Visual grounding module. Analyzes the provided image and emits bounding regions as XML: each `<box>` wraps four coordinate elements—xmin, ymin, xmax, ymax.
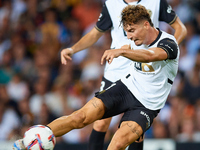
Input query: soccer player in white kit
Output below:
<box><xmin>13</xmin><ymin>4</ymin><xmax>181</xmax><ymax>150</ymax></box>
<box><xmin>13</xmin><ymin>0</ymin><xmax>186</xmax><ymax>150</ymax></box>
<box><xmin>61</xmin><ymin>1</ymin><xmax>186</xmax><ymax>150</ymax></box>
<box><xmin>45</xmin><ymin>4</ymin><xmax>180</xmax><ymax>150</ymax></box>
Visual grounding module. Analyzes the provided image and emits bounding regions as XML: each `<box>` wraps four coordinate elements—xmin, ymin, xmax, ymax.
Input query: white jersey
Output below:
<box><xmin>95</xmin><ymin>0</ymin><xmax>177</xmax><ymax>82</ymax></box>
<box><xmin>121</xmin><ymin>29</ymin><xmax>180</xmax><ymax>110</ymax></box>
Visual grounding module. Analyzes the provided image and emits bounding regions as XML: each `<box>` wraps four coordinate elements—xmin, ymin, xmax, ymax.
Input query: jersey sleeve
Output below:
<box><xmin>95</xmin><ymin>3</ymin><xmax>113</xmax><ymax>32</ymax></box>
<box><xmin>159</xmin><ymin>0</ymin><xmax>177</xmax><ymax>25</ymax></box>
<box><xmin>157</xmin><ymin>38</ymin><xmax>178</xmax><ymax>59</ymax></box>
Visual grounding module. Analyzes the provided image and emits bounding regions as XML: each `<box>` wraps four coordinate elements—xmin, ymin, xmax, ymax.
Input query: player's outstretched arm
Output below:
<box><xmin>101</xmin><ymin>47</ymin><xmax>168</xmax><ymax>65</ymax></box>
<box><xmin>61</xmin><ymin>27</ymin><xmax>104</xmax><ymax>65</ymax></box>
<box><xmin>170</xmin><ymin>17</ymin><xmax>187</xmax><ymax>45</ymax></box>
<box><xmin>122</xmin><ymin>47</ymin><xmax>168</xmax><ymax>62</ymax></box>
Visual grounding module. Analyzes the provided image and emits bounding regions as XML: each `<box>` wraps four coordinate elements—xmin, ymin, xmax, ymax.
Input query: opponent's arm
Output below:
<box><xmin>170</xmin><ymin>17</ymin><xmax>187</xmax><ymax>45</ymax></box>
<box><xmin>61</xmin><ymin>27</ymin><xmax>104</xmax><ymax>65</ymax></box>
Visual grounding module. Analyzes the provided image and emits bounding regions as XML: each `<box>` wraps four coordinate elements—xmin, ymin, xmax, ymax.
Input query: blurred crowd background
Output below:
<box><xmin>0</xmin><ymin>0</ymin><xmax>200</xmax><ymax>145</ymax></box>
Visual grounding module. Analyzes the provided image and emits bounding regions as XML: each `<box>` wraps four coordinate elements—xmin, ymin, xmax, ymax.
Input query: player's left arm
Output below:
<box><xmin>101</xmin><ymin>38</ymin><xmax>178</xmax><ymax>64</ymax></box>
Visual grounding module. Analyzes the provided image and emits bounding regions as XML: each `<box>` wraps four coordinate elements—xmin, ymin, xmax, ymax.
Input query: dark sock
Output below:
<box><xmin>88</xmin><ymin>129</ymin><xmax>106</xmax><ymax>150</ymax></box>
<box><xmin>128</xmin><ymin>141</ymin><xmax>144</xmax><ymax>150</ymax></box>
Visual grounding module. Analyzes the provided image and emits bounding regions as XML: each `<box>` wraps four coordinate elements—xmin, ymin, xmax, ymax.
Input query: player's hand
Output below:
<box><xmin>101</xmin><ymin>49</ymin><xmax>122</xmax><ymax>65</ymax></box>
<box><xmin>61</xmin><ymin>48</ymin><xmax>73</xmax><ymax>65</ymax></box>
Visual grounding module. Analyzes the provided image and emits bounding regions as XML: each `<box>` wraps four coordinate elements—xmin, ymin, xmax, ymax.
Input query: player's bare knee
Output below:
<box><xmin>71</xmin><ymin>111</ymin><xmax>87</xmax><ymax>128</ymax></box>
<box><xmin>112</xmin><ymin>139</ymin><xmax>127</xmax><ymax>150</ymax></box>
<box><xmin>94</xmin><ymin>119</ymin><xmax>110</xmax><ymax>131</ymax></box>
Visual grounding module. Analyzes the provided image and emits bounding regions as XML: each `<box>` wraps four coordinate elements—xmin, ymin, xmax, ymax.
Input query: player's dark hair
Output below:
<box><xmin>121</xmin><ymin>5</ymin><xmax>154</xmax><ymax>28</ymax></box>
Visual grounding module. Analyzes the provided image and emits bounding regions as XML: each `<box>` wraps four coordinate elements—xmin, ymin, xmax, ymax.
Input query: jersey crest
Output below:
<box><xmin>167</xmin><ymin>5</ymin><xmax>172</xmax><ymax>13</ymax></box>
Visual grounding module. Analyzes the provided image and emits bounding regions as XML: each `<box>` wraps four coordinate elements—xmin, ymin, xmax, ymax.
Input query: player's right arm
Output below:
<box><xmin>61</xmin><ymin>28</ymin><xmax>104</xmax><ymax>65</ymax></box>
<box><xmin>61</xmin><ymin>2</ymin><xmax>112</xmax><ymax>65</ymax></box>
<box><xmin>101</xmin><ymin>38</ymin><xmax>178</xmax><ymax>64</ymax></box>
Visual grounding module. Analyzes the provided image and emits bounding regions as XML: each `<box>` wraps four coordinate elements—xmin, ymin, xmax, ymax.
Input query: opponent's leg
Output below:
<box><xmin>107</xmin><ymin>121</ymin><xmax>143</xmax><ymax>150</ymax></box>
<box><xmin>47</xmin><ymin>97</ymin><xmax>106</xmax><ymax>137</ymax></box>
<box><xmin>89</xmin><ymin>117</ymin><xmax>112</xmax><ymax>150</ymax></box>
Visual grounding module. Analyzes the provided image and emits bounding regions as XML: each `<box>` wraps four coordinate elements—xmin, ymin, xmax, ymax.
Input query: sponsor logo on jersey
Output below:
<box><xmin>134</xmin><ymin>62</ymin><xmax>155</xmax><ymax>72</ymax></box>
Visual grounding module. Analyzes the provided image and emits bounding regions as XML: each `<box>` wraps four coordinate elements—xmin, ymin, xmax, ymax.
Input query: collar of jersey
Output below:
<box><xmin>123</xmin><ymin>0</ymin><xmax>141</xmax><ymax>5</ymax></box>
<box><xmin>148</xmin><ymin>28</ymin><xmax>162</xmax><ymax>47</ymax></box>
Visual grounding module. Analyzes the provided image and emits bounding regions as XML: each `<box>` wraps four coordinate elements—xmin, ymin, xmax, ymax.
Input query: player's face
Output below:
<box><xmin>124</xmin><ymin>22</ymin><xmax>147</xmax><ymax>46</ymax></box>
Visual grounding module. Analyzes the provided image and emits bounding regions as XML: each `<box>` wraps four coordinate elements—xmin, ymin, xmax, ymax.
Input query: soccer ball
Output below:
<box><xmin>23</xmin><ymin>125</ymin><xmax>56</xmax><ymax>150</ymax></box>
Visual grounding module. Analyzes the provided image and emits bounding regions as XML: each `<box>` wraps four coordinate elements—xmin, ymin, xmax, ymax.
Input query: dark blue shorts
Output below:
<box><xmin>95</xmin><ymin>79</ymin><xmax>160</xmax><ymax>133</ymax></box>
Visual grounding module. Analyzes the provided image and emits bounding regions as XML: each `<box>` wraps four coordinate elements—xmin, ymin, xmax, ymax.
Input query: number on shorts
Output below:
<box><xmin>100</xmin><ymin>81</ymin><xmax>105</xmax><ymax>92</ymax></box>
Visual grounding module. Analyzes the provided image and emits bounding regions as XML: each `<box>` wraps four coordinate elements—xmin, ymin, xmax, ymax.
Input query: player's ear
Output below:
<box><xmin>143</xmin><ymin>21</ymin><xmax>149</xmax><ymax>29</ymax></box>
